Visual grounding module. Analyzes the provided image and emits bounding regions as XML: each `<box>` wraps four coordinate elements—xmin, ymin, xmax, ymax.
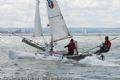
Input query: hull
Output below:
<box><xmin>9</xmin><ymin>50</ymin><xmax>95</xmax><ymax>61</ymax></box>
<box><xmin>8</xmin><ymin>50</ymin><xmax>64</xmax><ymax>60</ymax></box>
<box><xmin>66</xmin><ymin>54</ymin><xmax>92</xmax><ymax>61</ymax></box>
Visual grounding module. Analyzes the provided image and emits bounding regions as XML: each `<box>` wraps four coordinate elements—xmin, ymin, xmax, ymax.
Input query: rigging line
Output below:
<box><xmin>83</xmin><ymin>36</ymin><xmax>118</xmax><ymax>53</ymax></box>
<box><xmin>50</xmin><ymin>25</ymin><xmax>54</xmax><ymax>51</ymax></box>
<box><xmin>63</xmin><ymin>0</ymin><xmax>71</xmax><ymax>37</ymax></box>
<box><xmin>32</xmin><ymin>30</ymin><xmax>48</xmax><ymax>46</ymax></box>
<box><xmin>42</xmin><ymin>35</ymin><xmax>48</xmax><ymax>45</ymax></box>
<box><xmin>49</xmin><ymin>14</ymin><xmax>62</xmax><ymax>19</ymax></box>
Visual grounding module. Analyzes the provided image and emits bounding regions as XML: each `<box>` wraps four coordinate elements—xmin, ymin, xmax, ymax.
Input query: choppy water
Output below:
<box><xmin>0</xmin><ymin>36</ymin><xmax>120</xmax><ymax>80</ymax></box>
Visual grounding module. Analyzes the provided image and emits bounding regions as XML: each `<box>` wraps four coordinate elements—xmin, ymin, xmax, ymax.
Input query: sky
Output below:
<box><xmin>0</xmin><ymin>0</ymin><xmax>120</xmax><ymax>28</ymax></box>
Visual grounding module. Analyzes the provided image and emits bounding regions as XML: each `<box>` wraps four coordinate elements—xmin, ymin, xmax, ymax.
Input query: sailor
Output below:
<box><xmin>94</xmin><ymin>36</ymin><xmax>111</xmax><ymax>60</ymax></box>
<box><xmin>64</xmin><ymin>39</ymin><xmax>76</xmax><ymax>55</ymax></box>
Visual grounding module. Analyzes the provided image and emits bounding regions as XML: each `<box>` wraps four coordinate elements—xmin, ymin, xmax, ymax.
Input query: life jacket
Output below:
<box><xmin>103</xmin><ymin>40</ymin><xmax>111</xmax><ymax>50</ymax></box>
<box><xmin>67</xmin><ymin>42</ymin><xmax>76</xmax><ymax>52</ymax></box>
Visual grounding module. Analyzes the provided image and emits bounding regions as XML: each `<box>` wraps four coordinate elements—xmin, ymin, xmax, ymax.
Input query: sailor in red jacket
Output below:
<box><xmin>64</xmin><ymin>39</ymin><xmax>76</xmax><ymax>55</ymax></box>
<box><xmin>94</xmin><ymin>36</ymin><xmax>111</xmax><ymax>60</ymax></box>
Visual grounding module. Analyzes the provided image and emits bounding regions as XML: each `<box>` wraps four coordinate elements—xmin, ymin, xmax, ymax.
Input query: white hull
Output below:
<box><xmin>8</xmin><ymin>50</ymin><xmax>66</xmax><ymax>60</ymax></box>
<box><xmin>9</xmin><ymin>50</ymin><xmax>96</xmax><ymax>61</ymax></box>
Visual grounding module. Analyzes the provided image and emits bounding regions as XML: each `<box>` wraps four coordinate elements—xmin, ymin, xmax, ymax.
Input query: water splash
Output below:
<box><xmin>78</xmin><ymin>55</ymin><xmax>120</xmax><ymax>67</ymax></box>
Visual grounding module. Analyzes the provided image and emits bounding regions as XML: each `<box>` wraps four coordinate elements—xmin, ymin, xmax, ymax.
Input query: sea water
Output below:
<box><xmin>0</xmin><ymin>36</ymin><xmax>120</xmax><ymax>80</ymax></box>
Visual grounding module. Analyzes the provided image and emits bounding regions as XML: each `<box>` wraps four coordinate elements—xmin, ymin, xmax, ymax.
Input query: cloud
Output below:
<box><xmin>59</xmin><ymin>0</ymin><xmax>120</xmax><ymax>28</ymax></box>
<box><xmin>0</xmin><ymin>0</ymin><xmax>120</xmax><ymax>28</ymax></box>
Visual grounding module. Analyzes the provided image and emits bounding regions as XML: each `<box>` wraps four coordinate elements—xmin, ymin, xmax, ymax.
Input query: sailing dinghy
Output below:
<box><xmin>9</xmin><ymin>0</ymin><xmax>93</xmax><ymax>61</ymax></box>
<box><xmin>44</xmin><ymin>0</ymin><xmax>93</xmax><ymax>60</ymax></box>
<box><xmin>22</xmin><ymin>0</ymin><xmax>72</xmax><ymax>56</ymax></box>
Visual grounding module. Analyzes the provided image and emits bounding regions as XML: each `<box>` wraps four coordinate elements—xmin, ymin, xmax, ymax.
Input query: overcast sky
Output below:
<box><xmin>0</xmin><ymin>0</ymin><xmax>120</xmax><ymax>28</ymax></box>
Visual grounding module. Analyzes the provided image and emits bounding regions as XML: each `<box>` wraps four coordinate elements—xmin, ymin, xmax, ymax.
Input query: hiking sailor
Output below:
<box><xmin>64</xmin><ymin>39</ymin><xmax>76</xmax><ymax>55</ymax></box>
<box><xmin>94</xmin><ymin>36</ymin><xmax>111</xmax><ymax>60</ymax></box>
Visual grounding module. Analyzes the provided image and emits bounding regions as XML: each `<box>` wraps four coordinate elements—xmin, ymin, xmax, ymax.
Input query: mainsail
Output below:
<box><xmin>46</xmin><ymin>0</ymin><xmax>72</xmax><ymax>42</ymax></box>
<box><xmin>33</xmin><ymin>0</ymin><xmax>43</xmax><ymax>37</ymax></box>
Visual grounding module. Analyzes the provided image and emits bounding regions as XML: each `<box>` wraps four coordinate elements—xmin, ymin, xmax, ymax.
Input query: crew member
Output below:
<box><xmin>64</xmin><ymin>39</ymin><xmax>76</xmax><ymax>55</ymax></box>
<box><xmin>94</xmin><ymin>36</ymin><xmax>111</xmax><ymax>60</ymax></box>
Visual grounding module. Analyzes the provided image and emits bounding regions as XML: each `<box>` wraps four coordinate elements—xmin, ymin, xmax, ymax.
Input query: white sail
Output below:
<box><xmin>34</xmin><ymin>0</ymin><xmax>44</xmax><ymax>54</ymax></box>
<box><xmin>33</xmin><ymin>0</ymin><xmax>43</xmax><ymax>37</ymax></box>
<box><xmin>46</xmin><ymin>0</ymin><xmax>72</xmax><ymax>42</ymax></box>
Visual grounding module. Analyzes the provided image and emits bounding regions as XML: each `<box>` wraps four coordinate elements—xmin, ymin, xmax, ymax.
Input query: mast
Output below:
<box><xmin>50</xmin><ymin>31</ymin><xmax>54</xmax><ymax>52</ymax></box>
<box><xmin>47</xmin><ymin>24</ymin><xmax>54</xmax><ymax>52</ymax></box>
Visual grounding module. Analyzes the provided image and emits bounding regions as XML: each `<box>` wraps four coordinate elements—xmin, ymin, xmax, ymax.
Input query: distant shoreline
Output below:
<box><xmin>1</xmin><ymin>33</ymin><xmax>120</xmax><ymax>36</ymax></box>
<box><xmin>0</xmin><ymin>28</ymin><xmax>120</xmax><ymax>36</ymax></box>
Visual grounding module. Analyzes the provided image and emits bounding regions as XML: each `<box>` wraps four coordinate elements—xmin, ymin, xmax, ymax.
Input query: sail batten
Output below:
<box><xmin>53</xmin><ymin>36</ymin><xmax>73</xmax><ymax>42</ymax></box>
<box><xmin>49</xmin><ymin>14</ymin><xmax>61</xmax><ymax>19</ymax></box>
<box><xmin>46</xmin><ymin>0</ymin><xmax>72</xmax><ymax>42</ymax></box>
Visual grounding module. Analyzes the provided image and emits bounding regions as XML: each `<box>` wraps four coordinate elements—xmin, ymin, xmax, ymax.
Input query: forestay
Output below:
<box><xmin>46</xmin><ymin>0</ymin><xmax>72</xmax><ymax>42</ymax></box>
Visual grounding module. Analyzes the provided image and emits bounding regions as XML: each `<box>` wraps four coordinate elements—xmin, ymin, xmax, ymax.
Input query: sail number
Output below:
<box><xmin>47</xmin><ymin>0</ymin><xmax>54</xmax><ymax>9</ymax></box>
